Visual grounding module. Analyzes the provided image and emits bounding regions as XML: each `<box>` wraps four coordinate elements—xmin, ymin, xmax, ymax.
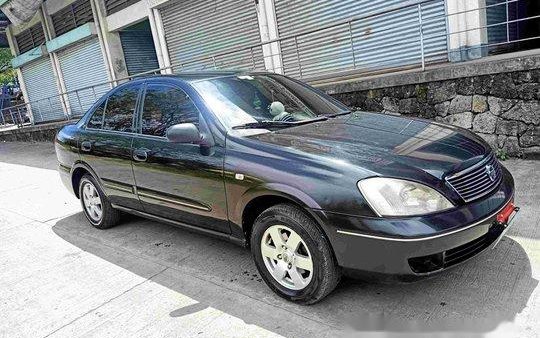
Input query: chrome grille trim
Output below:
<box><xmin>446</xmin><ymin>153</ymin><xmax>502</xmax><ymax>203</ymax></box>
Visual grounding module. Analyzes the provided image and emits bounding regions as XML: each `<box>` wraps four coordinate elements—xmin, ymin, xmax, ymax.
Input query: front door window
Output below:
<box><xmin>141</xmin><ymin>84</ymin><xmax>199</xmax><ymax>137</ymax></box>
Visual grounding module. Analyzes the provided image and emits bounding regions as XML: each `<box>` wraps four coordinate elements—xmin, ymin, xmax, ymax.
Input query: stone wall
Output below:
<box><xmin>327</xmin><ymin>68</ymin><xmax>540</xmax><ymax>158</ymax></box>
<box><xmin>0</xmin><ymin>121</ymin><xmax>72</xmax><ymax>142</ymax></box>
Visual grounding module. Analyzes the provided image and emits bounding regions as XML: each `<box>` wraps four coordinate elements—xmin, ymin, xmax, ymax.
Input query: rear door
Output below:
<box><xmin>79</xmin><ymin>82</ymin><xmax>142</xmax><ymax>210</ymax></box>
<box><xmin>131</xmin><ymin>81</ymin><xmax>229</xmax><ymax>233</ymax></box>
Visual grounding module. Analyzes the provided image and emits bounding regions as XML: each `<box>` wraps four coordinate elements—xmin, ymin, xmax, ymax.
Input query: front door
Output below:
<box><xmin>131</xmin><ymin>82</ymin><xmax>229</xmax><ymax>233</ymax></box>
<box><xmin>79</xmin><ymin>82</ymin><xmax>142</xmax><ymax>209</ymax></box>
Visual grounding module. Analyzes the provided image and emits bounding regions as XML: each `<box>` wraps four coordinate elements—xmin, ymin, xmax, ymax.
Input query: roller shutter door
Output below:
<box><xmin>120</xmin><ymin>30</ymin><xmax>160</xmax><ymax>75</ymax></box>
<box><xmin>160</xmin><ymin>0</ymin><xmax>264</xmax><ymax>72</ymax></box>
<box><xmin>57</xmin><ymin>38</ymin><xmax>110</xmax><ymax>116</ymax></box>
<box><xmin>274</xmin><ymin>0</ymin><xmax>448</xmax><ymax>79</ymax></box>
<box><xmin>20</xmin><ymin>57</ymin><xmax>65</xmax><ymax>123</ymax></box>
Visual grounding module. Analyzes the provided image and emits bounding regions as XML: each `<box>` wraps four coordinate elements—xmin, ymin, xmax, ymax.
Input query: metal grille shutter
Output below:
<box><xmin>104</xmin><ymin>0</ymin><xmax>140</xmax><ymax>16</ymax></box>
<box><xmin>160</xmin><ymin>0</ymin><xmax>264</xmax><ymax>72</ymax></box>
<box><xmin>52</xmin><ymin>0</ymin><xmax>94</xmax><ymax>37</ymax></box>
<box><xmin>21</xmin><ymin>57</ymin><xmax>65</xmax><ymax>123</ymax></box>
<box><xmin>274</xmin><ymin>0</ymin><xmax>448</xmax><ymax>79</ymax></box>
<box><xmin>15</xmin><ymin>23</ymin><xmax>46</xmax><ymax>54</ymax></box>
<box><xmin>120</xmin><ymin>30</ymin><xmax>160</xmax><ymax>75</ymax></box>
<box><xmin>57</xmin><ymin>38</ymin><xmax>110</xmax><ymax>116</ymax></box>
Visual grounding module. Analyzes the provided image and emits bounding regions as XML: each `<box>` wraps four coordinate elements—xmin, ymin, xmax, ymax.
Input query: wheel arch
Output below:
<box><xmin>70</xmin><ymin>162</ymin><xmax>100</xmax><ymax>199</ymax></box>
<box><xmin>235</xmin><ymin>184</ymin><xmax>331</xmax><ymax>248</ymax></box>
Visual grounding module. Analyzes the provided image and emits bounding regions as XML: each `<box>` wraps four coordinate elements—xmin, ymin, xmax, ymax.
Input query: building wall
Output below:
<box><xmin>324</xmin><ymin>53</ymin><xmax>540</xmax><ymax>157</ymax></box>
<box><xmin>4</xmin><ymin>0</ymin><xmax>540</xmax><ymax>146</ymax></box>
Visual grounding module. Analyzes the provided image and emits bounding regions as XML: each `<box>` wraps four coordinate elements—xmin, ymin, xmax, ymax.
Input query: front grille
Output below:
<box><xmin>445</xmin><ymin>152</ymin><xmax>502</xmax><ymax>203</ymax></box>
<box><xmin>444</xmin><ymin>233</ymin><xmax>490</xmax><ymax>266</ymax></box>
<box><xmin>408</xmin><ymin>225</ymin><xmax>503</xmax><ymax>274</ymax></box>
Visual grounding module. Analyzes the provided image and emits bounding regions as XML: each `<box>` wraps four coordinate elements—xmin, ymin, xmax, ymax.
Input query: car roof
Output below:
<box><xmin>136</xmin><ymin>70</ymin><xmax>272</xmax><ymax>83</ymax></box>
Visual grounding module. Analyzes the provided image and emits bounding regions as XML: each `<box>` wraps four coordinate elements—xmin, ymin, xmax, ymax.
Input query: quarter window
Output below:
<box><xmin>141</xmin><ymin>85</ymin><xmax>199</xmax><ymax>137</ymax></box>
<box><xmin>103</xmin><ymin>84</ymin><xmax>140</xmax><ymax>132</ymax></box>
<box><xmin>86</xmin><ymin>100</ymin><xmax>106</xmax><ymax>129</ymax></box>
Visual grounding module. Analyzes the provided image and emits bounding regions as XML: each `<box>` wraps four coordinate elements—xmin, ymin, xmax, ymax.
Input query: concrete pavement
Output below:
<box><xmin>1</xmin><ymin>141</ymin><xmax>539</xmax><ymax>338</ymax></box>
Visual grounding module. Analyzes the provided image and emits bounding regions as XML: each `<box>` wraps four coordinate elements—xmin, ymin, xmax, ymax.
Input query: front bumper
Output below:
<box><xmin>313</xmin><ymin>167</ymin><xmax>518</xmax><ymax>278</ymax></box>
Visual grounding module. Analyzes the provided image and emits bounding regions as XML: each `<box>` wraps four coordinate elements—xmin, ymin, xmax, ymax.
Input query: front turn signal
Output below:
<box><xmin>496</xmin><ymin>201</ymin><xmax>519</xmax><ymax>224</ymax></box>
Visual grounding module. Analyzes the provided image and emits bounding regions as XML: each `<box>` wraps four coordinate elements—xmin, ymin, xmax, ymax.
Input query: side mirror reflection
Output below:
<box><xmin>166</xmin><ymin>123</ymin><xmax>202</xmax><ymax>144</ymax></box>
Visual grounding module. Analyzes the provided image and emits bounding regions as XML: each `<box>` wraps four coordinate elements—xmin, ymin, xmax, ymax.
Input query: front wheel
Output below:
<box><xmin>79</xmin><ymin>174</ymin><xmax>121</xmax><ymax>229</ymax></box>
<box><xmin>250</xmin><ymin>204</ymin><xmax>341</xmax><ymax>304</ymax></box>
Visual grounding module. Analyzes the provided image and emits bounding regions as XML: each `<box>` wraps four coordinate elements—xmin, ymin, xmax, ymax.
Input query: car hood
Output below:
<box><xmin>246</xmin><ymin>112</ymin><xmax>490</xmax><ymax>182</ymax></box>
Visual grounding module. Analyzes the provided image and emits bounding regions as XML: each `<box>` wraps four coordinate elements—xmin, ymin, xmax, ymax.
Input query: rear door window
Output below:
<box><xmin>86</xmin><ymin>100</ymin><xmax>106</xmax><ymax>129</ymax></box>
<box><xmin>103</xmin><ymin>84</ymin><xmax>141</xmax><ymax>132</ymax></box>
<box><xmin>141</xmin><ymin>84</ymin><xmax>199</xmax><ymax>137</ymax></box>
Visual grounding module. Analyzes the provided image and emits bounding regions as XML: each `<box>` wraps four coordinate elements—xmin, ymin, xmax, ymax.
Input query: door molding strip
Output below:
<box><xmin>137</xmin><ymin>190</ymin><xmax>211</xmax><ymax>212</ymax></box>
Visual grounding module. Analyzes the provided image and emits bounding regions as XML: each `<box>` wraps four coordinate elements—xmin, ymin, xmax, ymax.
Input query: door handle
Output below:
<box><xmin>81</xmin><ymin>141</ymin><xmax>92</xmax><ymax>152</ymax></box>
<box><xmin>133</xmin><ymin>148</ymin><xmax>148</xmax><ymax>162</ymax></box>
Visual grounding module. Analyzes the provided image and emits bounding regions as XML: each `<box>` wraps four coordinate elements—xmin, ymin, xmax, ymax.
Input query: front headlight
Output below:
<box><xmin>357</xmin><ymin>177</ymin><xmax>454</xmax><ymax>217</ymax></box>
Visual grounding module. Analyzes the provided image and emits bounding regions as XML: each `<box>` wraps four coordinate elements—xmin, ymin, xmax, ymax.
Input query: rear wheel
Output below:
<box><xmin>250</xmin><ymin>203</ymin><xmax>341</xmax><ymax>304</ymax></box>
<box><xmin>79</xmin><ymin>174</ymin><xmax>120</xmax><ymax>229</ymax></box>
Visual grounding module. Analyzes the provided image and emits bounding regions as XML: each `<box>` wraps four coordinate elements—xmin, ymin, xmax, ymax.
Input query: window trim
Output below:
<box><xmin>137</xmin><ymin>82</ymin><xmax>204</xmax><ymax>140</ymax></box>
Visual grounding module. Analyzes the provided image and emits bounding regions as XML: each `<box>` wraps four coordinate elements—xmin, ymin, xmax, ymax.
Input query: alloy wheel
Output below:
<box><xmin>82</xmin><ymin>182</ymin><xmax>103</xmax><ymax>223</ymax></box>
<box><xmin>260</xmin><ymin>225</ymin><xmax>314</xmax><ymax>290</ymax></box>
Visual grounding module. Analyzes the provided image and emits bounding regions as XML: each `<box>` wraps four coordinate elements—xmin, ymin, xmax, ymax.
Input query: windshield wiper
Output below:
<box><xmin>233</xmin><ymin>116</ymin><xmax>328</xmax><ymax>130</ymax></box>
<box><xmin>328</xmin><ymin>110</ymin><xmax>352</xmax><ymax>118</ymax></box>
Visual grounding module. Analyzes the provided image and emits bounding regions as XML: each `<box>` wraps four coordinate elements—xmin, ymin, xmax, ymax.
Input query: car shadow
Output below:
<box><xmin>52</xmin><ymin>212</ymin><xmax>537</xmax><ymax>336</ymax></box>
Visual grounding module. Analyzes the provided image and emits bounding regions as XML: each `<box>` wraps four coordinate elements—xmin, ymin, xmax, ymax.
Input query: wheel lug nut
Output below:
<box><xmin>288</xmin><ymin>264</ymin><xmax>292</xmax><ymax>269</ymax></box>
<box><xmin>277</xmin><ymin>254</ymin><xmax>282</xmax><ymax>259</ymax></box>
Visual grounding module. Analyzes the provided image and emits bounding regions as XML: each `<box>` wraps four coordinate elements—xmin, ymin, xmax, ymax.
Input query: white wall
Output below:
<box><xmin>446</xmin><ymin>0</ymin><xmax>488</xmax><ymax>61</ymax></box>
<box><xmin>256</xmin><ymin>0</ymin><xmax>283</xmax><ymax>73</ymax></box>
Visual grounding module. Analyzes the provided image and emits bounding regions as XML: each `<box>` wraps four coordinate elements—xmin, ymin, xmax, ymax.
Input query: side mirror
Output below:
<box><xmin>166</xmin><ymin>123</ymin><xmax>202</xmax><ymax>144</ymax></box>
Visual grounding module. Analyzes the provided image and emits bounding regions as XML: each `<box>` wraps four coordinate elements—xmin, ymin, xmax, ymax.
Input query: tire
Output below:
<box><xmin>250</xmin><ymin>203</ymin><xmax>341</xmax><ymax>304</ymax></box>
<box><xmin>79</xmin><ymin>174</ymin><xmax>121</xmax><ymax>229</ymax></box>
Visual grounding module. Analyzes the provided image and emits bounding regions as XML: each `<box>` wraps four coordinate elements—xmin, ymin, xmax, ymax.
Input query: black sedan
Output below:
<box><xmin>55</xmin><ymin>71</ymin><xmax>519</xmax><ymax>304</ymax></box>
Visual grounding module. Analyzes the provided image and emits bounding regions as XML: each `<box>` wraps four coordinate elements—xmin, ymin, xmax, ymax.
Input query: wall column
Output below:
<box><xmin>256</xmin><ymin>0</ymin><xmax>283</xmax><ymax>73</ymax></box>
<box><xmin>148</xmin><ymin>7</ymin><xmax>172</xmax><ymax>74</ymax></box>
<box><xmin>5</xmin><ymin>26</ymin><xmax>33</xmax><ymax>124</ymax></box>
<box><xmin>40</xmin><ymin>4</ymin><xmax>71</xmax><ymax>118</ymax></box>
<box><xmin>91</xmin><ymin>0</ymin><xmax>129</xmax><ymax>82</ymax></box>
<box><xmin>446</xmin><ymin>0</ymin><xmax>488</xmax><ymax>62</ymax></box>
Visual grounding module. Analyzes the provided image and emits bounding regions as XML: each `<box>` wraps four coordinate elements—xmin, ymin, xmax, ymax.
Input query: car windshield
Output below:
<box><xmin>192</xmin><ymin>74</ymin><xmax>350</xmax><ymax>130</ymax></box>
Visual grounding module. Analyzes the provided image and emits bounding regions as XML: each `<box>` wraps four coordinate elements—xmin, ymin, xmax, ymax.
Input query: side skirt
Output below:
<box><xmin>112</xmin><ymin>204</ymin><xmax>246</xmax><ymax>247</ymax></box>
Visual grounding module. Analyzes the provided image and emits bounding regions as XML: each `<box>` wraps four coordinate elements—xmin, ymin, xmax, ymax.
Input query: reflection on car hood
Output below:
<box><xmin>247</xmin><ymin>111</ymin><xmax>489</xmax><ymax>180</ymax></box>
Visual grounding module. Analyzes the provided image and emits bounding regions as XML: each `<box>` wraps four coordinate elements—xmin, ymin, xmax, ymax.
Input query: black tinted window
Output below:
<box><xmin>103</xmin><ymin>84</ymin><xmax>140</xmax><ymax>132</ymax></box>
<box><xmin>141</xmin><ymin>85</ymin><xmax>199</xmax><ymax>137</ymax></box>
<box><xmin>87</xmin><ymin>100</ymin><xmax>106</xmax><ymax>129</ymax></box>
